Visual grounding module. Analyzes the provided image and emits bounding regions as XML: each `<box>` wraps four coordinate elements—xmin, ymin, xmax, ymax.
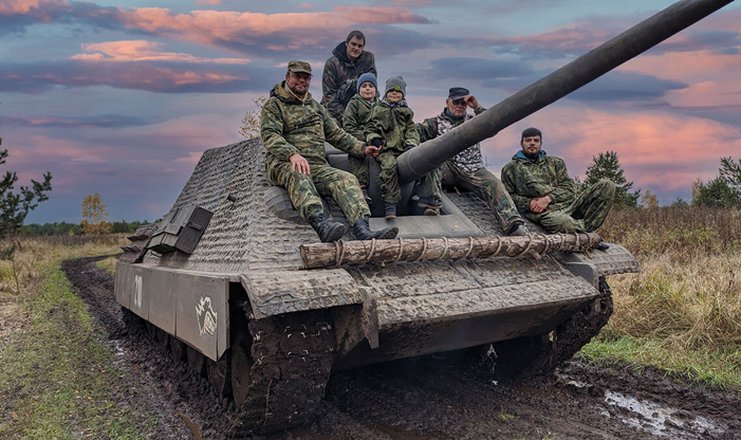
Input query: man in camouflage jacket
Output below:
<box><xmin>501</xmin><ymin>127</ymin><xmax>615</xmax><ymax>234</ymax></box>
<box><xmin>321</xmin><ymin>30</ymin><xmax>377</xmax><ymax>125</ymax></box>
<box><xmin>260</xmin><ymin>60</ymin><xmax>396</xmax><ymax>242</ymax></box>
<box><xmin>417</xmin><ymin>87</ymin><xmax>527</xmax><ymax>235</ymax></box>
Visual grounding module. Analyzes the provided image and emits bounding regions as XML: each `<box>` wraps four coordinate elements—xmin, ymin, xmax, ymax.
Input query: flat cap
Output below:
<box><xmin>448</xmin><ymin>87</ymin><xmax>470</xmax><ymax>100</ymax></box>
<box><xmin>287</xmin><ymin>60</ymin><xmax>312</xmax><ymax>74</ymax></box>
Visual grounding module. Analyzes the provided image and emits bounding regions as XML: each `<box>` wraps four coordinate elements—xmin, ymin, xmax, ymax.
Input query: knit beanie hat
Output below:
<box><xmin>356</xmin><ymin>72</ymin><xmax>377</xmax><ymax>93</ymax></box>
<box><xmin>384</xmin><ymin>75</ymin><xmax>406</xmax><ymax>98</ymax></box>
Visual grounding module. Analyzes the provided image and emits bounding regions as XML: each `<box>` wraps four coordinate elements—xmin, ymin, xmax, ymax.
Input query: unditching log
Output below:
<box><xmin>299</xmin><ymin>232</ymin><xmax>603</xmax><ymax>269</ymax></box>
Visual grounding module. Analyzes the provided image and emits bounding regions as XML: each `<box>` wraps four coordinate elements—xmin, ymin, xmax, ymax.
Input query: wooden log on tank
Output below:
<box><xmin>300</xmin><ymin>232</ymin><xmax>603</xmax><ymax>269</ymax></box>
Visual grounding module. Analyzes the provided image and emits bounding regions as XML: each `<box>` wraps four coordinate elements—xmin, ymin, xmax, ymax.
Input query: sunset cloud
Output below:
<box><xmin>0</xmin><ymin>60</ymin><xmax>274</xmax><ymax>93</ymax></box>
<box><xmin>71</xmin><ymin>40</ymin><xmax>248</xmax><ymax>64</ymax></box>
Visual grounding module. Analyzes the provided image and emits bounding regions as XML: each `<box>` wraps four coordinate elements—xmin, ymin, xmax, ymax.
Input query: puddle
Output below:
<box><xmin>603</xmin><ymin>389</ymin><xmax>726</xmax><ymax>439</ymax></box>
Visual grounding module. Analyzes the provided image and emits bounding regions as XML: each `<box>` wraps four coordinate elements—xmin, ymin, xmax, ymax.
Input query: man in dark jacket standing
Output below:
<box><xmin>321</xmin><ymin>30</ymin><xmax>377</xmax><ymax>125</ymax></box>
<box><xmin>261</xmin><ymin>60</ymin><xmax>396</xmax><ymax>243</ymax></box>
<box><xmin>501</xmin><ymin>127</ymin><xmax>615</xmax><ymax>235</ymax></box>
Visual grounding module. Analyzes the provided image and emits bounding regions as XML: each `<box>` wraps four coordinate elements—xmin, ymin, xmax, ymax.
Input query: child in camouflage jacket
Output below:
<box><xmin>342</xmin><ymin>72</ymin><xmax>378</xmax><ymax>202</ymax></box>
<box><xmin>365</xmin><ymin>76</ymin><xmax>419</xmax><ymax>219</ymax></box>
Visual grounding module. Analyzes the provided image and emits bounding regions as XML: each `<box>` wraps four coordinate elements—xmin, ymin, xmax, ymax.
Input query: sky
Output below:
<box><xmin>2</xmin><ymin>0</ymin><xmax>740</xmax><ymax>224</ymax></box>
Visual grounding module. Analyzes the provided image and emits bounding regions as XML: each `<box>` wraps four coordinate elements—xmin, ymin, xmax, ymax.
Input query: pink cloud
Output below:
<box><xmin>71</xmin><ymin>40</ymin><xmax>248</xmax><ymax>64</ymax></box>
<box><xmin>194</xmin><ymin>0</ymin><xmax>220</xmax><ymax>5</ymax></box>
<box><xmin>505</xmin><ymin>25</ymin><xmax>610</xmax><ymax>52</ymax></box>
<box><xmin>0</xmin><ymin>0</ymin><xmax>50</xmax><ymax>14</ymax></box>
<box><xmin>117</xmin><ymin>6</ymin><xmax>430</xmax><ymax>45</ymax></box>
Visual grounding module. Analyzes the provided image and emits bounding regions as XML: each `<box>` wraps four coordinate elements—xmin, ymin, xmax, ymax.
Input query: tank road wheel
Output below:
<box><xmin>230</xmin><ymin>333</ymin><xmax>252</xmax><ymax>407</ymax></box>
<box><xmin>186</xmin><ymin>345</ymin><xmax>206</xmax><ymax>376</ymax></box>
<box><xmin>207</xmin><ymin>353</ymin><xmax>231</xmax><ymax>398</ymax></box>
<box><xmin>229</xmin><ymin>310</ymin><xmax>336</xmax><ymax>436</ymax></box>
<box><xmin>491</xmin><ymin>277</ymin><xmax>613</xmax><ymax>377</ymax></box>
<box><xmin>170</xmin><ymin>338</ymin><xmax>185</xmax><ymax>362</ymax></box>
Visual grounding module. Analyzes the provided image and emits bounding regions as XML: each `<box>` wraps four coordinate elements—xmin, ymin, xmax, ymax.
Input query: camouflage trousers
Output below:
<box><xmin>347</xmin><ymin>155</ymin><xmax>370</xmax><ymax>188</ymax></box>
<box><xmin>526</xmin><ymin>179</ymin><xmax>615</xmax><ymax>233</ymax></box>
<box><xmin>376</xmin><ymin>149</ymin><xmax>406</xmax><ymax>204</ymax></box>
<box><xmin>420</xmin><ymin>162</ymin><xmax>522</xmax><ymax>232</ymax></box>
<box><xmin>266</xmin><ymin>158</ymin><xmax>370</xmax><ymax>224</ymax></box>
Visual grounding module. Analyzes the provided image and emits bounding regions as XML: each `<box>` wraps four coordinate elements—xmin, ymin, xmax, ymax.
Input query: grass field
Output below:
<box><xmin>583</xmin><ymin>207</ymin><xmax>741</xmax><ymax>388</ymax></box>
<box><xmin>0</xmin><ymin>235</ymin><xmax>158</xmax><ymax>439</ymax></box>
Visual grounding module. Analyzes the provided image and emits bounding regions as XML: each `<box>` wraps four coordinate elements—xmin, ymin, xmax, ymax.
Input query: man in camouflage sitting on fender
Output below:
<box><xmin>260</xmin><ymin>60</ymin><xmax>398</xmax><ymax>243</ymax></box>
<box><xmin>501</xmin><ymin>127</ymin><xmax>614</xmax><ymax>245</ymax></box>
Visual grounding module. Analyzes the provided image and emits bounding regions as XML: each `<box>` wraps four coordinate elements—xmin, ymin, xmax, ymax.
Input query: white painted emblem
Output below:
<box><xmin>134</xmin><ymin>274</ymin><xmax>143</xmax><ymax>308</ymax></box>
<box><xmin>195</xmin><ymin>295</ymin><xmax>218</xmax><ymax>337</ymax></box>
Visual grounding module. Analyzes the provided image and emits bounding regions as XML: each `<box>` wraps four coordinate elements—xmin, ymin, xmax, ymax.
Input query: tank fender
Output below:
<box><xmin>239</xmin><ymin>269</ymin><xmax>371</xmax><ymax>320</ymax></box>
<box><xmin>331</xmin><ymin>298</ymin><xmax>380</xmax><ymax>358</ymax></box>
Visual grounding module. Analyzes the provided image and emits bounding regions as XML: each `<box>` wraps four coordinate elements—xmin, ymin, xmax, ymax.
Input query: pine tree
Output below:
<box><xmin>584</xmin><ymin>150</ymin><xmax>640</xmax><ymax>208</ymax></box>
<box><xmin>0</xmin><ymin>149</ymin><xmax>53</xmax><ymax>239</ymax></box>
<box><xmin>719</xmin><ymin>156</ymin><xmax>741</xmax><ymax>195</ymax></box>
<box><xmin>692</xmin><ymin>156</ymin><xmax>741</xmax><ymax>208</ymax></box>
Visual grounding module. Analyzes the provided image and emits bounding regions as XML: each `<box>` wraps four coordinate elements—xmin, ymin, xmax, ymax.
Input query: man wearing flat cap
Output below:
<box><xmin>416</xmin><ymin>87</ymin><xmax>528</xmax><ymax>236</ymax></box>
<box><xmin>260</xmin><ymin>60</ymin><xmax>397</xmax><ymax>243</ymax></box>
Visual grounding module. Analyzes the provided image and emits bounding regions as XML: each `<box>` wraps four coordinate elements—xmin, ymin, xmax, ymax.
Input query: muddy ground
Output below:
<box><xmin>63</xmin><ymin>256</ymin><xmax>741</xmax><ymax>440</ymax></box>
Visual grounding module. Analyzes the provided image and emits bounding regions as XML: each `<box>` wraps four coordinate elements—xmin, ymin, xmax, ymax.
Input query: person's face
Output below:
<box><xmin>521</xmin><ymin>135</ymin><xmax>542</xmax><ymax>157</ymax></box>
<box><xmin>358</xmin><ymin>81</ymin><xmax>376</xmax><ymax>100</ymax></box>
<box><xmin>345</xmin><ymin>37</ymin><xmax>365</xmax><ymax>60</ymax></box>
<box><xmin>285</xmin><ymin>71</ymin><xmax>311</xmax><ymax>96</ymax></box>
<box><xmin>446</xmin><ymin>97</ymin><xmax>467</xmax><ymax>118</ymax></box>
<box><xmin>386</xmin><ymin>90</ymin><xmax>403</xmax><ymax>103</ymax></box>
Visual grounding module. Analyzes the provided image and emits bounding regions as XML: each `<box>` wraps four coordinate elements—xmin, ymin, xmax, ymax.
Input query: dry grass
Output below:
<box><xmin>583</xmin><ymin>207</ymin><xmax>741</xmax><ymax>387</ymax></box>
<box><xmin>0</xmin><ymin>235</ymin><xmax>123</xmax><ymax>293</ymax></box>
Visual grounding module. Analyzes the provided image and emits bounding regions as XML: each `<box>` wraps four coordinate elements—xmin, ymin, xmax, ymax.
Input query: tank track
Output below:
<box><xmin>490</xmin><ymin>276</ymin><xmax>613</xmax><ymax>377</ymax></box>
<box><xmin>122</xmin><ymin>303</ymin><xmax>336</xmax><ymax>436</ymax></box>
<box><xmin>228</xmin><ymin>303</ymin><xmax>336</xmax><ymax>435</ymax></box>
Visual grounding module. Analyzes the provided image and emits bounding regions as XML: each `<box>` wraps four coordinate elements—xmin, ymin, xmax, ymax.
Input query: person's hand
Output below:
<box><xmin>529</xmin><ymin>195</ymin><xmax>552</xmax><ymax>213</ymax></box>
<box><xmin>289</xmin><ymin>153</ymin><xmax>311</xmax><ymax>175</ymax></box>
<box><xmin>364</xmin><ymin>145</ymin><xmax>382</xmax><ymax>157</ymax></box>
<box><xmin>465</xmin><ymin>95</ymin><xmax>481</xmax><ymax>110</ymax></box>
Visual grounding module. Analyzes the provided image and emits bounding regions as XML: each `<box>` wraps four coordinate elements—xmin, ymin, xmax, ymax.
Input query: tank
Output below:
<box><xmin>114</xmin><ymin>0</ymin><xmax>730</xmax><ymax>435</ymax></box>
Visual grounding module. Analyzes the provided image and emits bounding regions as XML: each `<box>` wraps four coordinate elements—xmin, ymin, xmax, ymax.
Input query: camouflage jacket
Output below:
<box><xmin>260</xmin><ymin>81</ymin><xmax>364</xmax><ymax>166</ymax></box>
<box><xmin>500</xmin><ymin>150</ymin><xmax>578</xmax><ymax>213</ymax></box>
<box><xmin>342</xmin><ymin>94</ymin><xmax>377</xmax><ymax>142</ymax></box>
<box><xmin>321</xmin><ymin>42</ymin><xmax>377</xmax><ymax>125</ymax></box>
<box><xmin>366</xmin><ymin>100</ymin><xmax>419</xmax><ymax>153</ymax></box>
<box><xmin>417</xmin><ymin>107</ymin><xmax>486</xmax><ymax>174</ymax></box>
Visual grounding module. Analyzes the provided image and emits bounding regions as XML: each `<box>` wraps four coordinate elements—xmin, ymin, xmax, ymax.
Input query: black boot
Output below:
<box><xmin>307</xmin><ymin>212</ymin><xmax>347</xmax><ymax>243</ymax></box>
<box><xmin>352</xmin><ymin>217</ymin><xmax>398</xmax><ymax>240</ymax></box>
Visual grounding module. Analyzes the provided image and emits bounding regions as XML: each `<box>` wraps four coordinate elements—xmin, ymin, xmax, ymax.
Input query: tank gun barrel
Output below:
<box><xmin>397</xmin><ymin>0</ymin><xmax>734</xmax><ymax>183</ymax></box>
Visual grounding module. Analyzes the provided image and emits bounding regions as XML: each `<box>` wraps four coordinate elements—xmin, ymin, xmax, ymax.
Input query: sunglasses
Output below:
<box><xmin>451</xmin><ymin>98</ymin><xmax>467</xmax><ymax>106</ymax></box>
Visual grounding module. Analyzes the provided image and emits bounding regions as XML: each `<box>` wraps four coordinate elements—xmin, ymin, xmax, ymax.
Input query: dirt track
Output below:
<box><xmin>63</xmin><ymin>256</ymin><xmax>741</xmax><ymax>439</ymax></box>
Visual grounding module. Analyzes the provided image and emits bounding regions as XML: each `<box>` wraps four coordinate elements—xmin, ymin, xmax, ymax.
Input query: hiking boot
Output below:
<box><xmin>352</xmin><ymin>217</ymin><xmax>399</xmax><ymax>240</ymax></box>
<box><xmin>596</xmin><ymin>242</ymin><xmax>610</xmax><ymax>251</ymax></box>
<box><xmin>507</xmin><ymin>223</ymin><xmax>528</xmax><ymax>236</ymax></box>
<box><xmin>307</xmin><ymin>212</ymin><xmax>346</xmax><ymax>243</ymax></box>
<box><xmin>424</xmin><ymin>207</ymin><xmax>440</xmax><ymax>216</ymax></box>
<box><xmin>361</xmin><ymin>187</ymin><xmax>372</xmax><ymax>203</ymax></box>
<box><xmin>385</xmin><ymin>203</ymin><xmax>397</xmax><ymax>220</ymax></box>
<box><xmin>415</xmin><ymin>195</ymin><xmax>443</xmax><ymax>210</ymax></box>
